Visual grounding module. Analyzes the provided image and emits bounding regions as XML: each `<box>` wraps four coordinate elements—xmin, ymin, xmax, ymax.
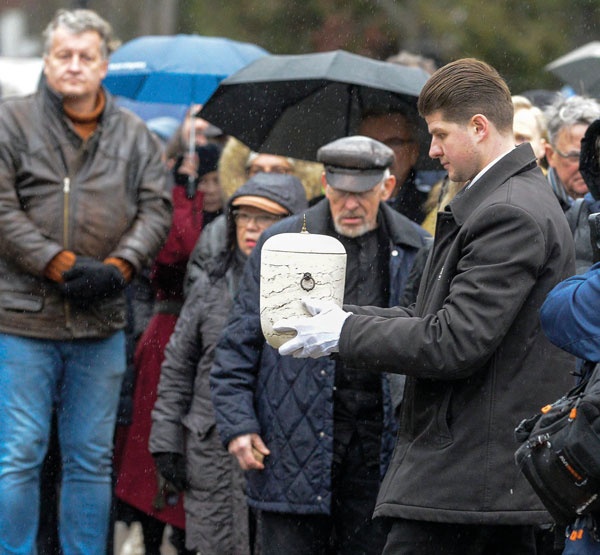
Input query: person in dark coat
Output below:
<box><xmin>114</xmin><ymin>144</ymin><xmax>222</xmax><ymax>554</ymax></box>
<box><xmin>275</xmin><ymin>59</ymin><xmax>576</xmax><ymax>554</ymax></box>
<box><xmin>0</xmin><ymin>10</ymin><xmax>172</xmax><ymax>554</ymax></box>
<box><xmin>210</xmin><ymin>136</ymin><xmax>430</xmax><ymax>555</ymax></box>
<box><xmin>149</xmin><ymin>173</ymin><xmax>307</xmax><ymax>555</ymax></box>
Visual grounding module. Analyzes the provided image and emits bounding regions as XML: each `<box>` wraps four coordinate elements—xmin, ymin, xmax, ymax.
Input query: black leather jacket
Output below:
<box><xmin>0</xmin><ymin>83</ymin><xmax>172</xmax><ymax>339</ymax></box>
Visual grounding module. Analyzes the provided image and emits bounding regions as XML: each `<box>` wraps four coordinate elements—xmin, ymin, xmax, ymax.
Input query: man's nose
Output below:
<box><xmin>67</xmin><ymin>55</ymin><xmax>82</xmax><ymax>70</ymax></box>
<box><xmin>429</xmin><ymin>141</ymin><xmax>442</xmax><ymax>159</ymax></box>
<box><xmin>344</xmin><ymin>194</ymin><xmax>360</xmax><ymax>210</ymax></box>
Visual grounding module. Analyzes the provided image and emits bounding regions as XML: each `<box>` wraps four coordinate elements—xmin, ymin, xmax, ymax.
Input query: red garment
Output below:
<box><xmin>115</xmin><ymin>185</ymin><xmax>204</xmax><ymax>528</ymax></box>
<box><xmin>115</xmin><ymin>314</ymin><xmax>184</xmax><ymax>527</ymax></box>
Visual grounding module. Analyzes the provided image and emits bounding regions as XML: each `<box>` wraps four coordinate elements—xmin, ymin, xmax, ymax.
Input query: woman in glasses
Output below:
<box><xmin>149</xmin><ymin>172</ymin><xmax>307</xmax><ymax>555</ymax></box>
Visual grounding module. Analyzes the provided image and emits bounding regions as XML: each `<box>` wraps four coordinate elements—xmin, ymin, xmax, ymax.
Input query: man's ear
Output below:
<box><xmin>471</xmin><ymin>114</ymin><xmax>489</xmax><ymax>141</ymax></box>
<box><xmin>321</xmin><ymin>172</ymin><xmax>330</xmax><ymax>198</ymax></box>
<box><xmin>544</xmin><ymin>141</ymin><xmax>557</xmax><ymax>167</ymax></box>
<box><xmin>380</xmin><ymin>175</ymin><xmax>396</xmax><ymax>201</ymax></box>
<box><xmin>99</xmin><ymin>58</ymin><xmax>109</xmax><ymax>81</ymax></box>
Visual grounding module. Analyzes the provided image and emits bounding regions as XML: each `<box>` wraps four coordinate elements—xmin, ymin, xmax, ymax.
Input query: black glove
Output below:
<box><xmin>153</xmin><ymin>451</ymin><xmax>187</xmax><ymax>492</ymax></box>
<box><xmin>60</xmin><ymin>257</ymin><xmax>126</xmax><ymax>302</ymax></box>
<box><xmin>581</xmin><ymin>119</ymin><xmax>600</xmax><ymax>200</ymax></box>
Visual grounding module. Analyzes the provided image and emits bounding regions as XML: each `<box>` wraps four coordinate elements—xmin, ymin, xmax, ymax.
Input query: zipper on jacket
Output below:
<box><xmin>62</xmin><ymin>176</ymin><xmax>72</xmax><ymax>327</ymax></box>
<box><xmin>63</xmin><ymin>177</ymin><xmax>70</xmax><ymax>245</ymax></box>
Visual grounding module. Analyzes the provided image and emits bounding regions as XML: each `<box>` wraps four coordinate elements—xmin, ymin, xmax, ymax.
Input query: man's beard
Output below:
<box><xmin>332</xmin><ymin>214</ymin><xmax>376</xmax><ymax>238</ymax></box>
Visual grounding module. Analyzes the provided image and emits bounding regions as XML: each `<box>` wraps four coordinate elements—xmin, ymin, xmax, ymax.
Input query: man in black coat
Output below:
<box><xmin>210</xmin><ymin>136</ymin><xmax>430</xmax><ymax>555</ymax></box>
<box><xmin>276</xmin><ymin>58</ymin><xmax>576</xmax><ymax>554</ymax></box>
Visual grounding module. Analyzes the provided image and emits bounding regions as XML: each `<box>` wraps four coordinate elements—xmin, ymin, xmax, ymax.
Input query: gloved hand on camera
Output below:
<box><xmin>153</xmin><ymin>451</ymin><xmax>187</xmax><ymax>492</ymax></box>
<box><xmin>274</xmin><ymin>298</ymin><xmax>351</xmax><ymax>359</ymax></box>
<box><xmin>60</xmin><ymin>257</ymin><xmax>126</xmax><ymax>301</ymax></box>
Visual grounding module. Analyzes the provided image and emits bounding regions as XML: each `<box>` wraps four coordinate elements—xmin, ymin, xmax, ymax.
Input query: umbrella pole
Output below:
<box><xmin>186</xmin><ymin>105</ymin><xmax>196</xmax><ymax>199</ymax></box>
<box><xmin>188</xmin><ymin>106</ymin><xmax>195</xmax><ymax>158</ymax></box>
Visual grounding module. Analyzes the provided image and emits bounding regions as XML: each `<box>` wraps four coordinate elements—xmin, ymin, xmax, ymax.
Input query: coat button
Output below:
<box><xmin>317</xmin><ymin>496</ymin><xmax>322</xmax><ymax>501</ymax></box>
<box><xmin>320</xmin><ymin>369</ymin><xmax>326</xmax><ymax>376</ymax></box>
<box><xmin>319</xmin><ymin>431</ymin><xmax>325</xmax><ymax>438</ymax></box>
<box><xmin>391</xmin><ymin>249</ymin><xmax>398</xmax><ymax>257</ymax></box>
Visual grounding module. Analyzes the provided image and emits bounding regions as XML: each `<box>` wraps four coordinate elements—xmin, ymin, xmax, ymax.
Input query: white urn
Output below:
<box><xmin>260</xmin><ymin>225</ymin><xmax>347</xmax><ymax>349</ymax></box>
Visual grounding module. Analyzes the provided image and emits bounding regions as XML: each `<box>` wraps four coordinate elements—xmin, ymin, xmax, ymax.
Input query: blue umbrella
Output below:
<box><xmin>103</xmin><ymin>34</ymin><xmax>269</xmax><ymax>105</ymax></box>
<box><xmin>114</xmin><ymin>97</ymin><xmax>188</xmax><ymax>122</ymax></box>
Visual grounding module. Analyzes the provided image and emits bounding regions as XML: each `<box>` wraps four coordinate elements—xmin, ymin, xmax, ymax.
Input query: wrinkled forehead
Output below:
<box><xmin>46</xmin><ymin>26</ymin><xmax>105</xmax><ymax>54</ymax></box>
<box><xmin>555</xmin><ymin>123</ymin><xmax>589</xmax><ymax>148</ymax></box>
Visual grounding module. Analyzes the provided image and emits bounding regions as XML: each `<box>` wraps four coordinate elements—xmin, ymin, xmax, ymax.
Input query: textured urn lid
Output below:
<box><xmin>262</xmin><ymin>231</ymin><xmax>345</xmax><ymax>254</ymax></box>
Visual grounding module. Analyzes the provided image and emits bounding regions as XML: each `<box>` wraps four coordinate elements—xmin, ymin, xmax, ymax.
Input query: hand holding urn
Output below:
<box><xmin>260</xmin><ymin>225</ymin><xmax>346</xmax><ymax>349</ymax></box>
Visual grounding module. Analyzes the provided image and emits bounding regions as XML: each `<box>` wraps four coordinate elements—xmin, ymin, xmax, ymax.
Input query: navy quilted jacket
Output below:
<box><xmin>210</xmin><ymin>199</ymin><xmax>429</xmax><ymax>514</ymax></box>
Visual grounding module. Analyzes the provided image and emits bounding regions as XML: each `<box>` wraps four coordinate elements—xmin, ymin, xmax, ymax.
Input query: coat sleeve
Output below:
<box><xmin>339</xmin><ymin>203</ymin><xmax>547</xmax><ymax>379</ymax></box>
<box><xmin>210</xmin><ymin>247</ymin><xmax>264</xmax><ymax>448</ymax></box>
<box><xmin>540</xmin><ymin>261</ymin><xmax>600</xmax><ymax>362</ymax></box>
<box><xmin>0</xmin><ymin>104</ymin><xmax>63</xmax><ymax>275</ymax></box>
<box><xmin>109</xmin><ymin>128</ymin><xmax>173</xmax><ymax>273</ymax></box>
<box><xmin>344</xmin><ymin>304</ymin><xmax>414</xmax><ymax>318</ymax></box>
<box><xmin>149</xmin><ymin>277</ymin><xmax>207</xmax><ymax>455</ymax></box>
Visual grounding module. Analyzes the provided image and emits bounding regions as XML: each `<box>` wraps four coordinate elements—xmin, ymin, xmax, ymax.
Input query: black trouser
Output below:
<box><xmin>382</xmin><ymin>519</ymin><xmax>537</xmax><ymax>555</ymax></box>
<box><xmin>261</xmin><ymin>430</ymin><xmax>388</xmax><ymax>555</ymax></box>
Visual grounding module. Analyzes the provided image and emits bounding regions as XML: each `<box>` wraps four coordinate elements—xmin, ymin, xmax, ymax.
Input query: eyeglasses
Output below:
<box><xmin>553</xmin><ymin>147</ymin><xmax>581</xmax><ymax>162</ymax></box>
<box><xmin>247</xmin><ymin>165</ymin><xmax>293</xmax><ymax>177</ymax></box>
<box><xmin>233</xmin><ymin>211</ymin><xmax>283</xmax><ymax>227</ymax></box>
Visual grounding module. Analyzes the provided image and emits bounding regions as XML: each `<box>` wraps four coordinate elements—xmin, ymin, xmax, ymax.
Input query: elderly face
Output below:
<box><xmin>325</xmin><ymin>174</ymin><xmax>395</xmax><ymax>238</ymax></box>
<box><xmin>247</xmin><ymin>154</ymin><xmax>293</xmax><ymax>177</ymax></box>
<box><xmin>43</xmin><ymin>27</ymin><xmax>108</xmax><ymax>107</ymax></box>
<box><xmin>358</xmin><ymin>113</ymin><xmax>420</xmax><ymax>189</ymax></box>
<box><xmin>546</xmin><ymin>123</ymin><xmax>589</xmax><ymax>198</ymax></box>
<box><xmin>234</xmin><ymin>205</ymin><xmax>283</xmax><ymax>256</ymax></box>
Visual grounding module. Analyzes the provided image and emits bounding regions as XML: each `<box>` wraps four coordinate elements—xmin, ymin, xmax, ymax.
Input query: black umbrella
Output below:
<box><xmin>545</xmin><ymin>41</ymin><xmax>600</xmax><ymax>97</ymax></box>
<box><xmin>200</xmin><ymin>50</ymin><xmax>431</xmax><ymax>162</ymax></box>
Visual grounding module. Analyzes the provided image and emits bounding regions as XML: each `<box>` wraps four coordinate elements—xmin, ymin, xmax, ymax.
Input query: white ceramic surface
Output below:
<box><xmin>260</xmin><ymin>232</ymin><xmax>347</xmax><ymax>349</ymax></box>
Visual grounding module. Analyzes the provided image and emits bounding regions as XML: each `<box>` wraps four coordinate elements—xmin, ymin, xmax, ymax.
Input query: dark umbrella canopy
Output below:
<box><xmin>200</xmin><ymin>50</ymin><xmax>431</xmax><ymax>161</ymax></box>
<box><xmin>545</xmin><ymin>41</ymin><xmax>600</xmax><ymax>97</ymax></box>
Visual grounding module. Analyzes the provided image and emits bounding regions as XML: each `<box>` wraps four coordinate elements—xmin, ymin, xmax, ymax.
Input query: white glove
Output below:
<box><xmin>274</xmin><ymin>298</ymin><xmax>351</xmax><ymax>358</ymax></box>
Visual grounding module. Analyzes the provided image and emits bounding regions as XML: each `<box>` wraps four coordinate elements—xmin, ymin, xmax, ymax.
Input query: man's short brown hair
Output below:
<box><xmin>417</xmin><ymin>58</ymin><xmax>514</xmax><ymax>133</ymax></box>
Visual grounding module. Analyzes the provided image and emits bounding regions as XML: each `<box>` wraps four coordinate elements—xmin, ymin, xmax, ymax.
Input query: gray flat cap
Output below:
<box><xmin>230</xmin><ymin>172</ymin><xmax>307</xmax><ymax>215</ymax></box>
<box><xmin>317</xmin><ymin>135</ymin><xmax>395</xmax><ymax>192</ymax></box>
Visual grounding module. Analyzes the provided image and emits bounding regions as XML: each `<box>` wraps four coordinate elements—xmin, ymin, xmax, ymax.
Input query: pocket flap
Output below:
<box><xmin>0</xmin><ymin>292</ymin><xmax>44</xmax><ymax>312</ymax></box>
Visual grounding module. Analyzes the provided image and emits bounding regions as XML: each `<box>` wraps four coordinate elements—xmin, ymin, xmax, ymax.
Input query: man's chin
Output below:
<box><xmin>55</xmin><ymin>84</ymin><xmax>93</xmax><ymax>100</ymax></box>
<box><xmin>333</xmin><ymin>221</ymin><xmax>371</xmax><ymax>238</ymax></box>
<box><xmin>570</xmin><ymin>184</ymin><xmax>589</xmax><ymax>198</ymax></box>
